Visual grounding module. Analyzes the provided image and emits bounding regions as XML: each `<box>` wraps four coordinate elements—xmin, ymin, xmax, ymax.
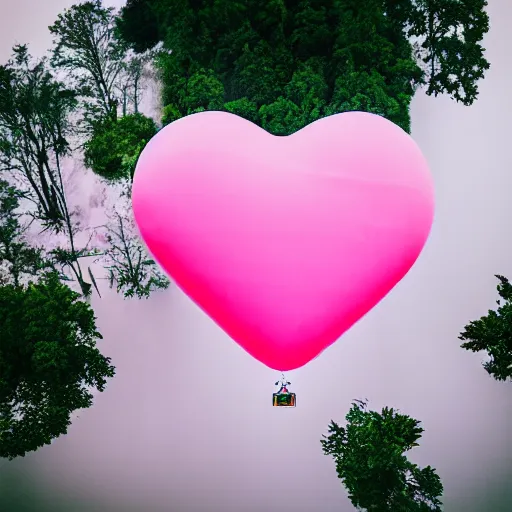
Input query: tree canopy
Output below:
<box><xmin>49</xmin><ymin>0</ymin><xmax>126</xmax><ymax>125</ymax></box>
<box><xmin>84</xmin><ymin>113</ymin><xmax>157</xmax><ymax>182</ymax></box>
<box><xmin>459</xmin><ymin>275</ymin><xmax>512</xmax><ymax>382</ymax></box>
<box><xmin>0</xmin><ymin>45</ymin><xmax>77</xmax><ymax>232</ymax></box>
<box><xmin>321</xmin><ymin>400</ymin><xmax>443</xmax><ymax>511</ymax></box>
<box><xmin>45</xmin><ymin>1</ymin><xmax>169</xmax><ymax>299</ymax></box>
<box><xmin>117</xmin><ymin>0</ymin><xmax>489</xmax><ymax>134</ymax></box>
<box><xmin>0</xmin><ymin>45</ymin><xmax>103</xmax><ymax>298</ymax></box>
<box><xmin>0</xmin><ymin>271</ymin><xmax>115</xmax><ymax>459</ymax></box>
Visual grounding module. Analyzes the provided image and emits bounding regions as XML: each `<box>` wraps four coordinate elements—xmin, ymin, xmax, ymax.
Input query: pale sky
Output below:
<box><xmin>0</xmin><ymin>1</ymin><xmax>511</xmax><ymax>511</ymax></box>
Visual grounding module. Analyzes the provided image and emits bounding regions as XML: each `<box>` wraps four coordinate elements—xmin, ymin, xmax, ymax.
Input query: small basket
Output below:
<box><xmin>273</xmin><ymin>384</ymin><xmax>296</xmax><ymax>407</ymax></box>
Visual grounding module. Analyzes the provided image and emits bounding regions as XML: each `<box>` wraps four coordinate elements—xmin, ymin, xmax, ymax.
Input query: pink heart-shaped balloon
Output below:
<box><xmin>132</xmin><ymin>111</ymin><xmax>434</xmax><ymax>371</ymax></box>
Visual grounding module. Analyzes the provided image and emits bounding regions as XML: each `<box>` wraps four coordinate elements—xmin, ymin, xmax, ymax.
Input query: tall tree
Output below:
<box><xmin>117</xmin><ymin>47</ymin><xmax>161</xmax><ymax>116</ymax></box>
<box><xmin>84</xmin><ymin>112</ymin><xmax>157</xmax><ymax>183</ymax></box>
<box><xmin>0</xmin><ymin>271</ymin><xmax>115</xmax><ymax>460</ymax></box>
<box><xmin>48</xmin><ymin>2</ymin><xmax>168</xmax><ymax>299</ymax></box>
<box><xmin>99</xmin><ymin>202</ymin><xmax>169</xmax><ymax>299</ymax></box>
<box><xmin>81</xmin><ymin>110</ymin><xmax>168</xmax><ymax>299</ymax></box>
<box><xmin>321</xmin><ymin>400</ymin><xmax>443</xmax><ymax>511</ymax></box>
<box><xmin>49</xmin><ymin>0</ymin><xmax>127</xmax><ymax>127</ymax></box>
<box><xmin>0</xmin><ymin>46</ymin><xmax>70</xmax><ymax>230</ymax></box>
<box><xmin>399</xmin><ymin>0</ymin><xmax>490</xmax><ymax>105</ymax></box>
<box><xmin>459</xmin><ymin>275</ymin><xmax>512</xmax><ymax>382</ymax></box>
<box><xmin>0</xmin><ymin>45</ymin><xmax>98</xmax><ymax>297</ymax></box>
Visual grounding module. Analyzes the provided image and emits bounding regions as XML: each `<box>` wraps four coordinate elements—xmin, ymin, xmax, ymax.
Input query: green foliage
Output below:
<box><xmin>403</xmin><ymin>0</ymin><xmax>490</xmax><ymax>105</ymax></box>
<box><xmin>102</xmin><ymin>211</ymin><xmax>169</xmax><ymax>299</ymax></box>
<box><xmin>184</xmin><ymin>69</ymin><xmax>225</xmax><ymax>112</ymax></box>
<box><xmin>326</xmin><ymin>68</ymin><xmax>412</xmax><ymax>133</ymax></box>
<box><xmin>459</xmin><ymin>275</ymin><xmax>512</xmax><ymax>382</ymax></box>
<box><xmin>223</xmin><ymin>98</ymin><xmax>260</xmax><ymax>124</ymax></box>
<box><xmin>116</xmin><ymin>0</ymin><xmax>161</xmax><ymax>54</ymax></box>
<box><xmin>259</xmin><ymin>97</ymin><xmax>304</xmax><ymax>136</ymax></box>
<box><xmin>120</xmin><ymin>0</ymin><xmax>421</xmax><ymax>131</ymax></box>
<box><xmin>0</xmin><ymin>272</ymin><xmax>115</xmax><ymax>459</ymax></box>
<box><xmin>0</xmin><ymin>45</ymin><xmax>77</xmax><ymax>231</ymax></box>
<box><xmin>158</xmin><ymin>64</ymin><xmax>225</xmax><ymax>119</ymax></box>
<box><xmin>84</xmin><ymin>113</ymin><xmax>157</xmax><ymax>182</ymax></box>
<box><xmin>117</xmin><ymin>0</ymin><xmax>489</xmax><ymax>134</ymax></box>
<box><xmin>49</xmin><ymin>0</ymin><xmax>127</xmax><ymax>125</ymax></box>
<box><xmin>161</xmin><ymin>103</ymin><xmax>182</xmax><ymax>126</ymax></box>
<box><xmin>0</xmin><ymin>46</ymin><xmax>97</xmax><ymax>297</ymax></box>
<box><xmin>49</xmin><ymin>2</ymin><xmax>163</xmax><ymax>299</ymax></box>
<box><xmin>321</xmin><ymin>400</ymin><xmax>443</xmax><ymax>512</ymax></box>
<box><xmin>0</xmin><ymin>180</ymin><xmax>48</xmax><ymax>286</ymax></box>
<box><xmin>230</xmin><ymin>40</ymin><xmax>292</xmax><ymax>106</ymax></box>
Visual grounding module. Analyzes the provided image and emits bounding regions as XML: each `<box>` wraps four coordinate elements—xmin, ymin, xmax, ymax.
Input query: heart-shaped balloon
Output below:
<box><xmin>132</xmin><ymin>111</ymin><xmax>434</xmax><ymax>371</ymax></box>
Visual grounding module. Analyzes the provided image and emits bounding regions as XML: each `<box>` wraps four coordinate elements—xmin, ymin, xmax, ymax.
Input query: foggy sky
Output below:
<box><xmin>0</xmin><ymin>1</ymin><xmax>511</xmax><ymax>511</ymax></box>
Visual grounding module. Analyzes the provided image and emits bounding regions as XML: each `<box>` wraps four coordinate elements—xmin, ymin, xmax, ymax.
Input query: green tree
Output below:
<box><xmin>325</xmin><ymin>67</ymin><xmax>413</xmax><ymax>132</ymax></box>
<box><xmin>84</xmin><ymin>113</ymin><xmax>157</xmax><ymax>182</ymax></box>
<box><xmin>116</xmin><ymin>0</ymin><xmax>163</xmax><ymax>54</ymax></box>
<box><xmin>321</xmin><ymin>400</ymin><xmax>443</xmax><ymax>512</ymax></box>
<box><xmin>117</xmin><ymin>48</ymin><xmax>158</xmax><ymax>116</ymax></box>
<box><xmin>81</xmin><ymin>112</ymin><xmax>169</xmax><ymax>299</ymax></box>
<box><xmin>0</xmin><ymin>271</ymin><xmax>115</xmax><ymax>460</ymax></box>
<box><xmin>99</xmin><ymin>208</ymin><xmax>169</xmax><ymax>299</ymax></box>
<box><xmin>400</xmin><ymin>0</ymin><xmax>490</xmax><ymax>105</ymax></box>
<box><xmin>117</xmin><ymin>0</ymin><xmax>489</xmax><ymax>134</ymax></box>
<box><xmin>0</xmin><ymin>46</ymin><xmax>72</xmax><ymax>230</ymax></box>
<box><xmin>459</xmin><ymin>275</ymin><xmax>512</xmax><ymax>382</ymax></box>
<box><xmin>49</xmin><ymin>0</ymin><xmax>127</xmax><ymax>127</ymax></box>
<box><xmin>49</xmin><ymin>2</ymin><xmax>167</xmax><ymax>300</ymax></box>
<box><xmin>223</xmin><ymin>97</ymin><xmax>260</xmax><ymax>125</ymax></box>
<box><xmin>0</xmin><ymin>179</ymin><xmax>48</xmax><ymax>287</ymax></box>
<box><xmin>158</xmin><ymin>63</ymin><xmax>226</xmax><ymax>122</ymax></box>
<box><xmin>0</xmin><ymin>46</ymin><xmax>98</xmax><ymax>298</ymax></box>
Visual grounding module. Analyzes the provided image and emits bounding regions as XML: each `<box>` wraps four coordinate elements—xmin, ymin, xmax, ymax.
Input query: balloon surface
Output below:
<box><xmin>132</xmin><ymin>111</ymin><xmax>434</xmax><ymax>371</ymax></box>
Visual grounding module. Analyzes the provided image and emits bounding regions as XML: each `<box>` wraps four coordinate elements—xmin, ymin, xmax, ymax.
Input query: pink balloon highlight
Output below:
<box><xmin>132</xmin><ymin>111</ymin><xmax>434</xmax><ymax>371</ymax></box>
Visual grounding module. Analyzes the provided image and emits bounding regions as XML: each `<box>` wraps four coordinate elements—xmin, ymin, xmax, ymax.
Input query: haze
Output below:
<box><xmin>0</xmin><ymin>1</ymin><xmax>511</xmax><ymax>511</ymax></box>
